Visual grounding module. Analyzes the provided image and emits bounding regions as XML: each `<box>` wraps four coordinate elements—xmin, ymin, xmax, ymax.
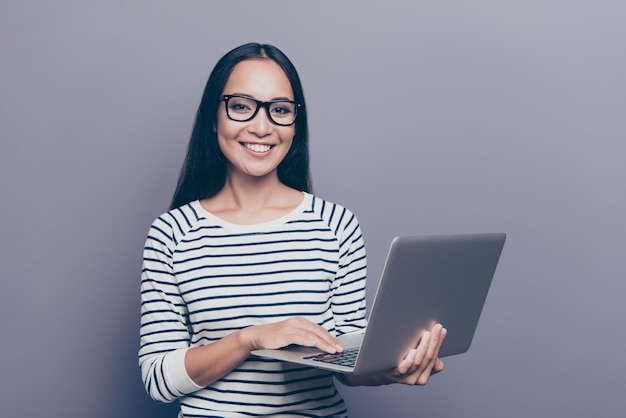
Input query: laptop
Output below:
<box><xmin>251</xmin><ymin>232</ymin><xmax>506</xmax><ymax>374</ymax></box>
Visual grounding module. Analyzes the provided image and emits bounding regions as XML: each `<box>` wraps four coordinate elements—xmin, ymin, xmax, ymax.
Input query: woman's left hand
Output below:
<box><xmin>384</xmin><ymin>323</ymin><xmax>447</xmax><ymax>385</ymax></box>
<box><xmin>340</xmin><ymin>323</ymin><xmax>447</xmax><ymax>387</ymax></box>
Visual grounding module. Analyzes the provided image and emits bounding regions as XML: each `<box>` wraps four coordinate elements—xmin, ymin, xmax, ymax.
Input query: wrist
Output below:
<box><xmin>237</xmin><ymin>326</ymin><xmax>257</xmax><ymax>352</ymax></box>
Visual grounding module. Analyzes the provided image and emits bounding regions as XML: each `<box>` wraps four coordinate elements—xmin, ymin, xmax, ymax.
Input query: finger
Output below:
<box><xmin>426</xmin><ymin>324</ymin><xmax>444</xmax><ymax>360</ymax></box>
<box><xmin>289</xmin><ymin>318</ymin><xmax>343</xmax><ymax>353</ymax></box>
<box><xmin>420</xmin><ymin>324</ymin><xmax>445</xmax><ymax>371</ymax></box>
<box><xmin>303</xmin><ymin>323</ymin><xmax>343</xmax><ymax>353</ymax></box>
<box><xmin>412</xmin><ymin>330</ymin><xmax>432</xmax><ymax>366</ymax></box>
<box><xmin>400</xmin><ymin>326</ymin><xmax>440</xmax><ymax>384</ymax></box>
<box><xmin>426</xmin><ymin>325</ymin><xmax>446</xmax><ymax>370</ymax></box>
<box><xmin>434</xmin><ymin>326</ymin><xmax>447</xmax><ymax>357</ymax></box>
<box><xmin>413</xmin><ymin>325</ymin><xmax>447</xmax><ymax>383</ymax></box>
<box><xmin>305</xmin><ymin>335</ymin><xmax>342</xmax><ymax>353</ymax></box>
<box><xmin>431</xmin><ymin>358</ymin><xmax>445</xmax><ymax>375</ymax></box>
<box><xmin>396</xmin><ymin>348</ymin><xmax>417</xmax><ymax>375</ymax></box>
<box><xmin>290</xmin><ymin>334</ymin><xmax>330</xmax><ymax>351</ymax></box>
<box><xmin>399</xmin><ymin>331</ymin><xmax>430</xmax><ymax>376</ymax></box>
<box><xmin>430</xmin><ymin>328</ymin><xmax>448</xmax><ymax>375</ymax></box>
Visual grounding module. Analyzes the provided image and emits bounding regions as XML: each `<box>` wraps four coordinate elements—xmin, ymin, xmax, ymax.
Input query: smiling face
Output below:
<box><xmin>216</xmin><ymin>59</ymin><xmax>296</xmax><ymax>182</ymax></box>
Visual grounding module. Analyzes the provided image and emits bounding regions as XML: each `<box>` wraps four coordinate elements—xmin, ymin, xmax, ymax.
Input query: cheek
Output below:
<box><xmin>216</xmin><ymin>117</ymin><xmax>243</xmax><ymax>142</ymax></box>
<box><xmin>280</xmin><ymin>127</ymin><xmax>296</xmax><ymax>144</ymax></box>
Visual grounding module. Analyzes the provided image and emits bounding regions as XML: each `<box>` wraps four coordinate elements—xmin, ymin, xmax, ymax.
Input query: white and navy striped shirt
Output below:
<box><xmin>139</xmin><ymin>193</ymin><xmax>367</xmax><ymax>417</ymax></box>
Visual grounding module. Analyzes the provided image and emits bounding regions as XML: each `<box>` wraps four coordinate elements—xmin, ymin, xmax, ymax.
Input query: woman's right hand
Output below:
<box><xmin>241</xmin><ymin>316</ymin><xmax>344</xmax><ymax>354</ymax></box>
<box><xmin>185</xmin><ymin>317</ymin><xmax>342</xmax><ymax>387</ymax></box>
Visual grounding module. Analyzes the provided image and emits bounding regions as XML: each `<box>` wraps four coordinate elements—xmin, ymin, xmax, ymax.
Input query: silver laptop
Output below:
<box><xmin>251</xmin><ymin>233</ymin><xmax>506</xmax><ymax>374</ymax></box>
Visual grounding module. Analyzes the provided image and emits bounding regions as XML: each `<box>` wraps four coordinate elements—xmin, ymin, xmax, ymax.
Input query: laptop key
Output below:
<box><xmin>304</xmin><ymin>348</ymin><xmax>360</xmax><ymax>367</ymax></box>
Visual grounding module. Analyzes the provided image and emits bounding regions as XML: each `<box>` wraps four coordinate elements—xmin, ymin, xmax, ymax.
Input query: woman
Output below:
<box><xmin>139</xmin><ymin>42</ymin><xmax>446</xmax><ymax>417</ymax></box>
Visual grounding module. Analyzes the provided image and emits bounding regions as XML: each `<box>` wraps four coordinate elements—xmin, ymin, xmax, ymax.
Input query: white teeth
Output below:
<box><xmin>244</xmin><ymin>143</ymin><xmax>271</xmax><ymax>153</ymax></box>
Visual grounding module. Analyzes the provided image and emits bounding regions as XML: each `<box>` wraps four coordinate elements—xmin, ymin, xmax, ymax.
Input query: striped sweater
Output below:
<box><xmin>139</xmin><ymin>193</ymin><xmax>368</xmax><ymax>417</ymax></box>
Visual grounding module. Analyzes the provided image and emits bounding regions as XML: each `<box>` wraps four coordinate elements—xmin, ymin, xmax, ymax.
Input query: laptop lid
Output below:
<box><xmin>252</xmin><ymin>233</ymin><xmax>506</xmax><ymax>374</ymax></box>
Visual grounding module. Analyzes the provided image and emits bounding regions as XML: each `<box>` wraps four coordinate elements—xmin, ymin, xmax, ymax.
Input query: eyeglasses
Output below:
<box><xmin>219</xmin><ymin>94</ymin><xmax>300</xmax><ymax>126</ymax></box>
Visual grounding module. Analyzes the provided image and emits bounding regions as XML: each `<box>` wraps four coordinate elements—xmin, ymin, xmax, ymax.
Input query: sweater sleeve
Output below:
<box><xmin>138</xmin><ymin>214</ymin><xmax>203</xmax><ymax>403</ymax></box>
<box><xmin>329</xmin><ymin>208</ymin><xmax>368</xmax><ymax>336</ymax></box>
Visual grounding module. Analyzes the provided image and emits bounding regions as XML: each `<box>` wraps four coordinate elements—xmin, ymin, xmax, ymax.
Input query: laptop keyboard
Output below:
<box><xmin>304</xmin><ymin>347</ymin><xmax>359</xmax><ymax>367</ymax></box>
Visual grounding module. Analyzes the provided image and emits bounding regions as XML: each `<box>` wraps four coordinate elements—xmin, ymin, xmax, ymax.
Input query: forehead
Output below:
<box><xmin>223</xmin><ymin>59</ymin><xmax>294</xmax><ymax>100</ymax></box>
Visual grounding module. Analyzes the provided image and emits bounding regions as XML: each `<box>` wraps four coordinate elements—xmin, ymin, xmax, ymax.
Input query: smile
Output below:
<box><xmin>242</xmin><ymin>143</ymin><xmax>273</xmax><ymax>153</ymax></box>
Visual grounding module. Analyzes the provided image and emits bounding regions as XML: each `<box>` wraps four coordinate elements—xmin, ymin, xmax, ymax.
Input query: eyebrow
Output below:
<box><xmin>228</xmin><ymin>92</ymin><xmax>295</xmax><ymax>101</ymax></box>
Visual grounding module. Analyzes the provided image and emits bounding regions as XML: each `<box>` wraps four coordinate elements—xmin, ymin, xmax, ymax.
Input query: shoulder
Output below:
<box><xmin>305</xmin><ymin>193</ymin><xmax>361</xmax><ymax>236</ymax></box>
<box><xmin>147</xmin><ymin>201</ymin><xmax>205</xmax><ymax>246</ymax></box>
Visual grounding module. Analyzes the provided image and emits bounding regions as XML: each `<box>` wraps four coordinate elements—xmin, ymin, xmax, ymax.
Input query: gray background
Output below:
<box><xmin>1</xmin><ymin>1</ymin><xmax>624</xmax><ymax>417</ymax></box>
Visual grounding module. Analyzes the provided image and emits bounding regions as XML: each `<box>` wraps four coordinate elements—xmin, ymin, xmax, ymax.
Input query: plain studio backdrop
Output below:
<box><xmin>1</xmin><ymin>1</ymin><xmax>624</xmax><ymax>417</ymax></box>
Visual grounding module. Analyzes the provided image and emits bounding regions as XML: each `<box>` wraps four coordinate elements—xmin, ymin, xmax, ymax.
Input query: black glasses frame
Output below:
<box><xmin>219</xmin><ymin>94</ymin><xmax>300</xmax><ymax>126</ymax></box>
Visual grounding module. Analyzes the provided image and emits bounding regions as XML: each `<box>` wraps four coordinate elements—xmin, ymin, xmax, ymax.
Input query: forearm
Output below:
<box><xmin>185</xmin><ymin>328</ymin><xmax>254</xmax><ymax>387</ymax></box>
<box><xmin>186</xmin><ymin>317</ymin><xmax>346</xmax><ymax>387</ymax></box>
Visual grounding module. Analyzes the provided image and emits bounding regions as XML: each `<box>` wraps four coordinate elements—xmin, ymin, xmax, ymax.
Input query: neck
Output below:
<box><xmin>201</xmin><ymin>170</ymin><xmax>303</xmax><ymax>225</ymax></box>
<box><xmin>219</xmin><ymin>171</ymin><xmax>286</xmax><ymax>211</ymax></box>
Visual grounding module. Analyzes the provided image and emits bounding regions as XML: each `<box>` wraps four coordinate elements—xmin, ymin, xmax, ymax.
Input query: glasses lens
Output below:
<box><xmin>225</xmin><ymin>96</ymin><xmax>257</xmax><ymax>121</ymax></box>
<box><xmin>268</xmin><ymin>101</ymin><xmax>297</xmax><ymax>125</ymax></box>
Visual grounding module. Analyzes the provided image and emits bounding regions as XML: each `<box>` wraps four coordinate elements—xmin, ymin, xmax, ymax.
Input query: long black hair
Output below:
<box><xmin>169</xmin><ymin>43</ymin><xmax>311</xmax><ymax>210</ymax></box>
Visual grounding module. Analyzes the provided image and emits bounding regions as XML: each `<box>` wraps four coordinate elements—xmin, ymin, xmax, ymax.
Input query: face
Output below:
<box><xmin>216</xmin><ymin>59</ymin><xmax>296</xmax><ymax>182</ymax></box>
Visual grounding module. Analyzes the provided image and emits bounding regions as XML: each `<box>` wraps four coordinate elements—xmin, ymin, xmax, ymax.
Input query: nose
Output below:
<box><xmin>247</xmin><ymin>105</ymin><xmax>273</xmax><ymax>137</ymax></box>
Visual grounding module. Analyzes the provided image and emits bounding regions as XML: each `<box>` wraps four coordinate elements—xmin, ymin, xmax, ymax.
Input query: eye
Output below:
<box><xmin>270</xmin><ymin>102</ymin><xmax>295</xmax><ymax>117</ymax></box>
<box><xmin>228</xmin><ymin>97</ymin><xmax>255</xmax><ymax>114</ymax></box>
<box><xmin>230</xmin><ymin>103</ymin><xmax>249</xmax><ymax>112</ymax></box>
